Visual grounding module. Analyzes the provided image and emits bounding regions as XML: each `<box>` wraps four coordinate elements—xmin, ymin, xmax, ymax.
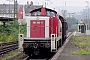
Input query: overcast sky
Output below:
<box><xmin>0</xmin><ymin>0</ymin><xmax>90</xmax><ymax>12</ymax></box>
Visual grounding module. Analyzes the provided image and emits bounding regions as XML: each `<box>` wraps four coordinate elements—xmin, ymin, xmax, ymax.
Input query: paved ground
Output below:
<box><xmin>57</xmin><ymin>32</ymin><xmax>90</xmax><ymax>60</ymax></box>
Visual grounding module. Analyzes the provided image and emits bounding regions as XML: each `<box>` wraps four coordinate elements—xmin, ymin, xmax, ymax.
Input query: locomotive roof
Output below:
<box><xmin>30</xmin><ymin>7</ymin><xmax>57</xmax><ymax>14</ymax></box>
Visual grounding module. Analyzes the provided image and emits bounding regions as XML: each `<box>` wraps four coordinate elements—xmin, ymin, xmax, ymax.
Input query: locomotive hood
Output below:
<box><xmin>26</xmin><ymin>16</ymin><xmax>50</xmax><ymax>38</ymax></box>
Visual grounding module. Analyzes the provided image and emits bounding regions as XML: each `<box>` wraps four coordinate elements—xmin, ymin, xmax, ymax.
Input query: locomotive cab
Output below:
<box><xmin>19</xmin><ymin>7</ymin><xmax>62</xmax><ymax>55</ymax></box>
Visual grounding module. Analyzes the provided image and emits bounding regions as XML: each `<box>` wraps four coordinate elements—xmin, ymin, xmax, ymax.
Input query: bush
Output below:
<box><xmin>0</xmin><ymin>20</ymin><xmax>26</xmax><ymax>43</ymax></box>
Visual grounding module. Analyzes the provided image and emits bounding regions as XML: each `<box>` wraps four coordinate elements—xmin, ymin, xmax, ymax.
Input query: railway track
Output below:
<box><xmin>23</xmin><ymin>53</ymin><xmax>54</xmax><ymax>60</ymax></box>
<box><xmin>0</xmin><ymin>41</ymin><xmax>18</xmax><ymax>55</ymax></box>
<box><xmin>23</xmin><ymin>56</ymin><xmax>29</xmax><ymax>60</ymax></box>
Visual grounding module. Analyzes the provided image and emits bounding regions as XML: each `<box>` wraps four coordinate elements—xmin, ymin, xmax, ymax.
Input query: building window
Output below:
<box><xmin>20</xmin><ymin>12</ymin><xmax>23</xmax><ymax>14</ymax></box>
<box><xmin>1</xmin><ymin>9</ymin><xmax>3</xmax><ymax>13</ymax></box>
<box><xmin>6</xmin><ymin>9</ymin><xmax>9</xmax><ymax>13</ymax></box>
<box><xmin>11</xmin><ymin>14</ymin><xmax>14</xmax><ymax>17</ymax></box>
<box><xmin>12</xmin><ymin>10</ymin><xmax>14</xmax><ymax>13</ymax></box>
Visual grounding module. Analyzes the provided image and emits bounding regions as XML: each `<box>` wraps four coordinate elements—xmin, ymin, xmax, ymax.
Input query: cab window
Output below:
<box><xmin>46</xmin><ymin>10</ymin><xmax>55</xmax><ymax>17</ymax></box>
<box><xmin>46</xmin><ymin>11</ymin><xmax>50</xmax><ymax>16</ymax></box>
<box><xmin>50</xmin><ymin>12</ymin><xmax>55</xmax><ymax>17</ymax></box>
<box><xmin>32</xmin><ymin>11</ymin><xmax>37</xmax><ymax>16</ymax></box>
<box><xmin>37</xmin><ymin>11</ymin><xmax>41</xmax><ymax>16</ymax></box>
<box><xmin>31</xmin><ymin>11</ymin><xmax>41</xmax><ymax>16</ymax></box>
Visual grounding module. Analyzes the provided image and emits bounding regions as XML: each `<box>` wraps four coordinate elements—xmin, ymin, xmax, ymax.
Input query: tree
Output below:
<box><xmin>66</xmin><ymin>17</ymin><xmax>78</xmax><ymax>29</ymax></box>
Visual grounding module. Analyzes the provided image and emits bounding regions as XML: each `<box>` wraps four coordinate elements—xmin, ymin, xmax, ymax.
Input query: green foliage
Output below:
<box><xmin>72</xmin><ymin>48</ymin><xmax>90</xmax><ymax>55</ymax></box>
<box><xmin>0</xmin><ymin>32</ymin><xmax>7</xmax><ymax>42</ymax></box>
<box><xmin>71</xmin><ymin>36</ymin><xmax>90</xmax><ymax>55</ymax></box>
<box><xmin>66</xmin><ymin>17</ymin><xmax>78</xmax><ymax>29</ymax></box>
<box><xmin>0</xmin><ymin>20</ymin><xmax>26</xmax><ymax>43</ymax></box>
<box><xmin>2</xmin><ymin>51</ymin><xmax>21</xmax><ymax>60</ymax></box>
<box><xmin>19</xmin><ymin>24</ymin><xmax>27</xmax><ymax>36</ymax></box>
<box><xmin>71</xmin><ymin>24</ymin><xmax>78</xmax><ymax>30</ymax></box>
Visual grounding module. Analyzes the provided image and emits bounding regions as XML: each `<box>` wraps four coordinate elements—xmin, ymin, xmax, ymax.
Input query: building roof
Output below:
<box><xmin>0</xmin><ymin>3</ymin><xmax>43</xmax><ymax>18</ymax></box>
<box><xmin>24</xmin><ymin>5</ymin><xmax>43</xmax><ymax>16</ymax></box>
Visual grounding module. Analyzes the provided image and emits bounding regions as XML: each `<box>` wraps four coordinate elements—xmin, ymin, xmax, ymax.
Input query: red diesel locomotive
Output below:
<box><xmin>18</xmin><ymin>7</ymin><xmax>68</xmax><ymax>55</ymax></box>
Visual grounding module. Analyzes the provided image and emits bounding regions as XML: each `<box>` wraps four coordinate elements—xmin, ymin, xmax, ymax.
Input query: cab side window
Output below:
<box><xmin>46</xmin><ymin>10</ymin><xmax>55</xmax><ymax>17</ymax></box>
<box><xmin>46</xmin><ymin>11</ymin><xmax>50</xmax><ymax>16</ymax></box>
<box><xmin>50</xmin><ymin>12</ymin><xmax>55</xmax><ymax>17</ymax></box>
<box><xmin>37</xmin><ymin>11</ymin><xmax>41</xmax><ymax>16</ymax></box>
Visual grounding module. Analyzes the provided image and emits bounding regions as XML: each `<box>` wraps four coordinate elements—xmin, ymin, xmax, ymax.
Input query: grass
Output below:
<box><xmin>0</xmin><ymin>42</ymin><xmax>3</xmax><ymax>44</ymax></box>
<box><xmin>72</xmin><ymin>48</ymin><xmax>90</xmax><ymax>55</ymax></box>
<box><xmin>1</xmin><ymin>50</ymin><xmax>21</xmax><ymax>60</ymax></box>
<box><xmin>71</xmin><ymin>35</ymin><xmax>90</xmax><ymax>55</ymax></box>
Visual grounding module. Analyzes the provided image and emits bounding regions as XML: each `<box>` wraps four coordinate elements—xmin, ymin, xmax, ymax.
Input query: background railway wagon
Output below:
<box><xmin>59</xmin><ymin>15</ymin><xmax>68</xmax><ymax>43</ymax></box>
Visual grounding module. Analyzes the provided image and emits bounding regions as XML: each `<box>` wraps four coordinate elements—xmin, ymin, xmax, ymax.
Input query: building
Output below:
<box><xmin>17</xmin><ymin>5</ymin><xmax>23</xmax><ymax>19</ymax></box>
<box><xmin>17</xmin><ymin>1</ymin><xmax>43</xmax><ymax>24</ymax></box>
<box><xmin>23</xmin><ymin>1</ymin><xmax>43</xmax><ymax>17</ymax></box>
<box><xmin>78</xmin><ymin>20</ymin><xmax>87</xmax><ymax>33</ymax></box>
<box><xmin>0</xmin><ymin>1</ymin><xmax>18</xmax><ymax>18</ymax></box>
<box><xmin>66</xmin><ymin>13</ymin><xmax>74</xmax><ymax>18</ymax></box>
<box><xmin>0</xmin><ymin>1</ymin><xmax>42</xmax><ymax>19</ymax></box>
<box><xmin>0</xmin><ymin>1</ymin><xmax>43</xmax><ymax>24</ymax></box>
